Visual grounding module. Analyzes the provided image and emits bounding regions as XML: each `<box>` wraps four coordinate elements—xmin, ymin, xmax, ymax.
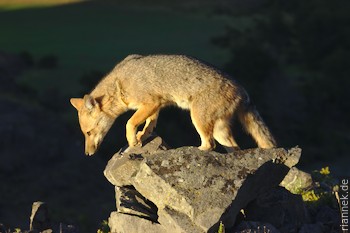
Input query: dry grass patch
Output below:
<box><xmin>0</xmin><ymin>0</ymin><xmax>86</xmax><ymax>10</ymax></box>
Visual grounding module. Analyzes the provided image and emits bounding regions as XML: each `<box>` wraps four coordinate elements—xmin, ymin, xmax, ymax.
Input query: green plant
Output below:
<box><xmin>97</xmin><ymin>220</ymin><xmax>110</xmax><ymax>233</ymax></box>
<box><xmin>301</xmin><ymin>189</ymin><xmax>321</xmax><ymax>202</ymax></box>
<box><xmin>299</xmin><ymin>167</ymin><xmax>339</xmax><ymax>209</ymax></box>
<box><xmin>217</xmin><ymin>221</ymin><xmax>225</xmax><ymax>233</ymax></box>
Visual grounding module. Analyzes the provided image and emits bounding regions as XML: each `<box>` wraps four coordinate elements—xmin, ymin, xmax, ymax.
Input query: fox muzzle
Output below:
<box><xmin>85</xmin><ymin>135</ymin><xmax>103</xmax><ymax>156</ymax></box>
<box><xmin>85</xmin><ymin>140</ymin><xmax>97</xmax><ymax>156</ymax></box>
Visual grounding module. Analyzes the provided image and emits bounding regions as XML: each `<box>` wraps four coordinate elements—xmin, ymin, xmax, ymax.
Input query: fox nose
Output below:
<box><xmin>85</xmin><ymin>147</ymin><xmax>96</xmax><ymax>156</ymax></box>
<box><xmin>85</xmin><ymin>142</ymin><xmax>96</xmax><ymax>156</ymax></box>
<box><xmin>85</xmin><ymin>150</ymin><xmax>95</xmax><ymax>156</ymax></box>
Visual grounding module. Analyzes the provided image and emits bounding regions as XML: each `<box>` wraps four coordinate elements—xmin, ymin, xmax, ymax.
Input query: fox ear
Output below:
<box><xmin>83</xmin><ymin>95</ymin><xmax>97</xmax><ymax>110</ymax></box>
<box><xmin>70</xmin><ymin>98</ymin><xmax>83</xmax><ymax>110</ymax></box>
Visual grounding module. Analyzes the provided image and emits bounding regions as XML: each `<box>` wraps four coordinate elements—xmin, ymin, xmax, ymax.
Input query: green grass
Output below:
<box><xmin>0</xmin><ymin>1</ymin><xmax>230</xmax><ymax>96</ymax></box>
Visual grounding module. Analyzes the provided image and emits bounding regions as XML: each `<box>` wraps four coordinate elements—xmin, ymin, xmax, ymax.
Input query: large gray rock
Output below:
<box><xmin>158</xmin><ymin>207</ymin><xmax>205</xmax><ymax>233</ymax></box>
<box><xmin>115</xmin><ymin>186</ymin><xmax>158</xmax><ymax>222</ymax></box>
<box><xmin>105</xmin><ymin>136</ymin><xmax>302</xmax><ymax>233</ymax></box>
<box><xmin>104</xmin><ymin>136</ymin><xmax>169</xmax><ymax>186</ymax></box>
<box><xmin>108</xmin><ymin>212</ymin><xmax>166</xmax><ymax>233</ymax></box>
<box><xmin>134</xmin><ymin>146</ymin><xmax>300</xmax><ymax>232</ymax></box>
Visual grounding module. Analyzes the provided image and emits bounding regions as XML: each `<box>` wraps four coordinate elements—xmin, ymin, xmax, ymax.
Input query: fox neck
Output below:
<box><xmin>90</xmin><ymin>75</ymin><xmax>128</xmax><ymax>119</ymax></box>
<box><xmin>93</xmin><ymin>93</ymin><xmax>127</xmax><ymax>119</ymax></box>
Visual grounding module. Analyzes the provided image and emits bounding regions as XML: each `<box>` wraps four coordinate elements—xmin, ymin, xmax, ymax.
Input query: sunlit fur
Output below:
<box><xmin>71</xmin><ymin>95</ymin><xmax>115</xmax><ymax>155</ymax></box>
<box><xmin>71</xmin><ymin>54</ymin><xmax>276</xmax><ymax>155</ymax></box>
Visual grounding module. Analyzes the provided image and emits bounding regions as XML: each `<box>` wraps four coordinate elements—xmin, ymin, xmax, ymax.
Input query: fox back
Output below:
<box><xmin>112</xmin><ymin>54</ymin><xmax>244</xmax><ymax>109</ymax></box>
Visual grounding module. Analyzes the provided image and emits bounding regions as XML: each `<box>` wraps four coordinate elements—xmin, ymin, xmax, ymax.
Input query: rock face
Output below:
<box><xmin>115</xmin><ymin>186</ymin><xmax>158</xmax><ymax>222</ymax></box>
<box><xmin>104</xmin><ymin>136</ymin><xmax>302</xmax><ymax>233</ymax></box>
<box><xmin>243</xmin><ymin>187</ymin><xmax>309</xmax><ymax>233</ymax></box>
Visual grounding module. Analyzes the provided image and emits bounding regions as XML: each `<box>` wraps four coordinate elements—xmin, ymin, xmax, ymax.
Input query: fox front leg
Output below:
<box><xmin>126</xmin><ymin>104</ymin><xmax>160</xmax><ymax>148</ymax></box>
<box><xmin>136</xmin><ymin>111</ymin><xmax>159</xmax><ymax>144</ymax></box>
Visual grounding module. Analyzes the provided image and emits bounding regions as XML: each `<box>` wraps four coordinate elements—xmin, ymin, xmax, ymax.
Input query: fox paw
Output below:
<box><xmin>136</xmin><ymin>140</ymin><xmax>142</xmax><ymax>147</ymax></box>
<box><xmin>198</xmin><ymin>146</ymin><xmax>210</xmax><ymax>151</ymax></box>
<box><xmin>198</xmin><ymin>144</ymin><xmax>215</xmax><ymax>151</ymax></box>
<box><xmin>129</xmin><ymin>140</ymin><xmax>142</xmax><ymax>148</ymax></box>
<box><xmin>123</xmin><ymin>141</ymin><xmax>142</xmax><ymax>154</ymax></box>
<box><xmin>136</xmin><ymin>131</ymin><xmax>144</xmax><ymax>143</ymax></box>
<box><xmin>136</xmin><ymin>131</ymin><xmax>152</xmax><ymax>144</ymax></box>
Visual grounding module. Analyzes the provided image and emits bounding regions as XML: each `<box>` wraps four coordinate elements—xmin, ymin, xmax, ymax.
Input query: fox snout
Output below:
<box><xmin>85</xmin><ymin>144</ymin><xmax>96</xmax><ymax>156</ymax></box>
<box><xmin>85</xmin><ymin>136</ymin><xmax>102</xmax><ymax>156</ymax></box>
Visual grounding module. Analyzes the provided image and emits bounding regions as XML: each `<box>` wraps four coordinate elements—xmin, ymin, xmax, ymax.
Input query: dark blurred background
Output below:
<box><xmin>0</xmin><ymin>0</ymin><xmax>349</xmax><ymax>231</ymax></box>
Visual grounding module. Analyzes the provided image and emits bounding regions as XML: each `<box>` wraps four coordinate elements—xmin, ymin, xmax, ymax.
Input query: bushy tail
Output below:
<box><xmin>237</xmin><ymin>102</ymin><xmax>277</xmax><ymax>148</ymax></box>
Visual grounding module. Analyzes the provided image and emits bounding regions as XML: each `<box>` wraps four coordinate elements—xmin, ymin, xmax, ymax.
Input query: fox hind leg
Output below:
<box><xmin>213</xmin><ymin>118</ymin><xmax>240</xmax><ymax>152</ymax></box>
<box><xmin>190</xmin><ymin>108</ymin><xmax>216</xmax><ymax>151</ymax></box>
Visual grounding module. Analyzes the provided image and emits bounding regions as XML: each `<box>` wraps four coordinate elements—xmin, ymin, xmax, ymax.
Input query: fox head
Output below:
<box><xmin>70</xmin><ymin>95</ymin><xmax>114</xmax><ymax>156</ymax></box>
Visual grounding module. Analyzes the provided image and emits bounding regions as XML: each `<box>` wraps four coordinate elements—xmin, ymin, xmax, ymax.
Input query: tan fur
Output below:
<box><xmin>70</xmin><ymin>54</ymin><xmax>276</xmax><ymax>155</ymax></box>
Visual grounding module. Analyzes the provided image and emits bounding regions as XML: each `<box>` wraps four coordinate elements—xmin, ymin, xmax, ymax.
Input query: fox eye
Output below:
<box><xmin>86</xmin><ymin>131</ymin><xmax>91</xmax><ymax>136</ymax></box>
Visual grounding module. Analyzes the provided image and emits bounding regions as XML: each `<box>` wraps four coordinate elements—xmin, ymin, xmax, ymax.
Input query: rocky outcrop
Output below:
<box><xmin>104</xmin><ymin>136</ymin><xmax>303</xmax><ymax>233</ymax></box>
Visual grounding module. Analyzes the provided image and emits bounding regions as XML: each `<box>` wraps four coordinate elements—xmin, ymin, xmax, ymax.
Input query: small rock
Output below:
<box><xmin>0</xmin><ymin>224</ymin><xmax>7</xmax><ymax>233</ymax></box>
<box><xmin>29</xmin><ymin>202</ymin><xmax>51</xmax><ymax>232</ymax></box>
<box><xmin>280</xmin><ymin>167</ymin><xmax>313</xmax><ymax>193</ymax></box>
